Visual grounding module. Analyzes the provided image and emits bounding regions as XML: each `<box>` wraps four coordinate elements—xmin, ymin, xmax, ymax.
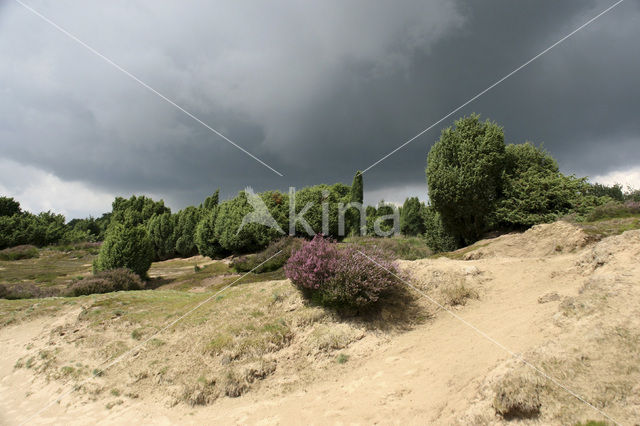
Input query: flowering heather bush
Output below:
<box><xmin>284</xmin><ymin>235</ymin><xmax>398</xmax><ymax>308</ymax></box>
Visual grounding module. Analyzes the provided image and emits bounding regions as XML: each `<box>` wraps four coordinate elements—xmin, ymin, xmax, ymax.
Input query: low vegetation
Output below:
<box><xmin>285</xmin><ymin>235</ymin><xmax>399</xmax><ymax>309</ymax></box>
<box><xmin>67</xmin><ymin>269</ymin><xmax>144</xmax><ymax>297</ymax></box>
<box><xmin>0</xmin><ymin>244</ymin><xmax>39</xmax><ymax>261</ymax></box>
<box><xmin>231</xmin><ymin>236</ymin><xmax>305</xmax><ymax>273</ymax></box>
<box><xmin>342</xmin><ymin>235</ymin><xmax>431</xmax><ymax>260</ymax></box>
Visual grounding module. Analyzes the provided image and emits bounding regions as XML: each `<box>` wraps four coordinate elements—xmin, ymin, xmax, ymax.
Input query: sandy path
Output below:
<box><xmin>0</xmin><ymin>253</ymin><xmax>583</xmax><ymax>425</ymax></box>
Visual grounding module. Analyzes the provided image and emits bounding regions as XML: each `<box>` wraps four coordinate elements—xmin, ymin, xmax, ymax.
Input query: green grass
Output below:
<box><xmin>0</xmin><ymin>245</ymin><xmax>39</xmax><ymax>261</ymax></box>
<box><xmin>336</xmin><ymin>353</ymin><xmax>350</xmax><ymax>364</ymax></box>
<box><xmin>0</xmin><ymin>298</ymin><xmax>72</xmax><ymax>327</ymax></box>
<box><xmin>578</xmin><ymin>216</ymin><xmax>640</xmax><ymax>239</ymax></box>
<box><xmin>342</xmin><ymin>236</ymin><xmax>432</xmax><ymax>260</ymax></box>
<box><xmin>0</xmin><ymin>247</ymin><xmax>94</xmax><ymax>287</ymax></box>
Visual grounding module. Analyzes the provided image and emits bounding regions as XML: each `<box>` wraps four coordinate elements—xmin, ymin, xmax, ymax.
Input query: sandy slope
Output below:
<box><xmin>1</xmin><ymin>222</ymin><xmax>638</xmax><ymax>425</ymax></box>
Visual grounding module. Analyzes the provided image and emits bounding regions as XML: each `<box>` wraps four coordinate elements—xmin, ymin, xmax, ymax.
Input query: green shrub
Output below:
<box><xmin>0</xmin><ymin>196</ymin><xmax>21</xmax><ymax>217</ymax></box>
<box><xmin>110</xmin><ymin>195</ymin><xmax>170</xmax><ymax>227</ymax></box>
<box><xmin>147</xmin><ymin>212</ymin><xmax>177</xmax><ymax>260</ymax></box>
<box><xmin>626</xmin><ymin>188</ymin><xmax>640</xmax><ymax>202</ymax></box>
<box><xmin>195</xmin><ymin>207</ymin><xmax>224</xmax><ymax>258</ymax></box>
<box><xmin>426</xmin><ymin>114</ymin><xmax>506</xmax><ymax>245</ymax></box>
<box><xmin>400</xmin><ymin>197</ymin><xmax>426</xmax><ymax>236</ymax></box>
<box><xmin>586</xmin><ymin>201</ymin><xmax>640</xmax><ymax>222</ymax></box>
<box><xmin>494</xmin><ymin>143</ymin><xmax>597</xmax><ymax>228</ymax></box>
<box><xmin>94</xmin><ymin>224</ymin><xmax>154</xmax><ymax>278</ymax></box>
<box><xmin>291</xmin><ymin>184</ymin><xmax>350</xmax><ymax>237</ymax></box>
<box><xmin>67</xmin><ymin>268</ymin><xmax>143</xmax><ymax>297</ymax></box>
<box><xmin>0</xmin><ymin>245</ymin><xmax>39</xmax><ymax>261</ymax></box>
<box><xmin>231</xmin><ymin>237</ymin><xmax>305</xmax><ymax>273</ymax></box>
<box><xmin>202</xmin><ymin>189</ymin><xmax>220</xmax><ymax>210</ymax></box>
<box><xmin>423</xmin><ymin>206</ymin><xmax>458</xmax><ymax>253</ymax></box>
<box><xmin>174</xmin><ymin>207</ymin><xmax>202</xmax><ymax>257</ymax></box>
<box><xmin>215</xmin><ymin>190</ymin><xmax>288</xmax><ymax>253</ymax></box>
<box><xmin>346</xmin><ymin>171</ymin><xmax>364</xmax><ymax>236</ymax></box>
<box><xmin>67</xmin><ymin>214</ymin><xmax>111</xmax><ymax>241</ymax></box>
<box><xmin>343</xmin><ymin>236</ymin><xmax>431</xmax><ymax>260</ymax></box>
<box><xmin>587</xmin><ymin>182</ymin><xmax>624</xmax><ymax>202</ymax></box>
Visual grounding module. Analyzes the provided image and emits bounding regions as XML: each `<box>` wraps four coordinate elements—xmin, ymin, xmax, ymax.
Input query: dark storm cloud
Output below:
<box><xmin>0</xmin><ymin>0</ymin><xmax>639</xmax><ymax>217</ymax></box>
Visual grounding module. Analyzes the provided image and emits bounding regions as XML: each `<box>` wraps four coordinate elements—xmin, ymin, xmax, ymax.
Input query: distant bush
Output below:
<box><xmin>291</xmin><ymin>184</ymin><xmax>350</xmax><ymax>237</ymax></box>
<box><xmin>174</xmin><ymin>206</ymin><xmax>202</xmax><ymax>257</ymax></box>
<box><xmin>400</xmin><ymin>197</ymin><xmax>426</xmax><ymax>236</ymax></box>
<box><xmin>0</xmin><ymin>200</ymin><xmax>96</xmax><ymax>249</ymax></box>
<box><xmin>626</xmin><ymin>188</ymin><xmax>640</xmax><ymax>202</ymax></box>
<box><xmin>232</xmin><ymin>237</ymin><xmax>305</xmax><ymax>273</ymax></box>
<box><xmin>195</xmin><ymin>207</ymin><xmax>224</xmax><ymax>259</ymax></box>
<box><xmin>586</xmin><ymin>201</ymin><xmax>640</xmax><ymax>222</ymax></box>
<box><xmin>67</xmin><ymin>213</ymin><xmax>112</xmax><ymax>241</ymax></box>
<box><xmin>67</xmin><ymin>268</ymin><xmax>143</xmax><ymax>297</ymax></box>
<box><xmin>495</xmin><ymin>143</ymin><xmax>600</xmax><ymax>228</ymax></box>
<box><xmin>0</xmin><ymin>196</ymin><xmax>21</xmax><ymax>217</ymax></box>
<box><xmin>343</xmin><ymin>236</ymin><xmax>431</xmax><ymax>260</ymax></box>
<box><xmin>94</xmin><ymin>223</ymin><xmax>154</xmax><ymax>278</ymax></box>
<box><xmin>147</xmin><ymin>212</ymin><xmax>177</xmax><ymax>260</ymax></box>
<box><xmin>586</xmin><ymin>182</ymin><xmax>624</xmax><ymax>202</ymax></box>
<box><xmin>215</xmin><ymin>190</ymin><xmax>289</xmax><ymax>253</ymax></box>
<box><xmin>0</xmin><ymin>282</ymin><xmax>60</xmax><ymax>300</ymax></box>
<box><xmin>0</xmin><ymin>245</ymin><xmax>39</xmax><ymax>261</ymax></box>
<box><xmin>423</xmin><ymin>207</ymin><xmax>458</xmax><ymax>253</ymax></box>
<box><xmin>111</xmin><ymin>195</ymin><xmax>170</xmax><ymax>227</ymax></box>
<box><xmin>285</xmin><ymin>235</ymin><xmax>398</xmax><ymax>309</ymax></box>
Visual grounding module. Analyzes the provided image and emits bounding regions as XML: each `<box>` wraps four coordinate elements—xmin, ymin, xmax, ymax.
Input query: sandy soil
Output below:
<box><xmin>1</xmin><ymin>222</ymin><xmax>638</xmax><ymax>425</ymax></box>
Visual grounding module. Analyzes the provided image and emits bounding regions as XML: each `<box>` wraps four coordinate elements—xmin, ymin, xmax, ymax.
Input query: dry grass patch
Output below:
<box><xmin>492</xmin><ymin>371</ymin><xmax>545</xmax><ymax>419</ymax></box>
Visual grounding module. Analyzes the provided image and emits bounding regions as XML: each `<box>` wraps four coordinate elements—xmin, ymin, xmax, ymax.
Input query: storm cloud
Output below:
<box><xmin>1</xmin><ymin>0</ymin><xmax>639</xmax><ymax>218</ymax></box>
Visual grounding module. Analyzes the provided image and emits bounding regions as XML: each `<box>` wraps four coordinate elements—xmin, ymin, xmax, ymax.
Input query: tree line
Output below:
<box><xmin>2</xmin><ymin>114</ymin><xmax>637</xmax><ymax>279</ymax></box>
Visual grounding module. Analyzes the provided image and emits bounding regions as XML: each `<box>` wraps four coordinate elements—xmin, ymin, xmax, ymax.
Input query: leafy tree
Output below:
<box><xmin>0</xmin><ymin>197</ymin><xmax>21</xmax><ymax>217</ymax></box>
<box><xmin>147</xmin><ymin>212</ymin><xmax>177</xmax><ymax>260</ymax></box>
<box><xmin>94</xmin><ymin>223</ymin><xmax>154</xmax><ymax>278</ymax></box>
<box><xmin>400</xmin><ymin>197</ymin><xmax>426</xmax><ymax>236</ymax></box>
<box><xmin>426</xmin><ymin>114</ymin><xmax>506</xmax><ymax>245</ymax></box>
<box><xmin>174</xmin><ymin>207</ymin><xmax>202</xmax><ymax>257</ymax></box>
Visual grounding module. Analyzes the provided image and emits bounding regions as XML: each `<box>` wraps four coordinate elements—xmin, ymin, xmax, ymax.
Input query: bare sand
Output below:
<box><xmin>1</xmin><ymin>222</ymin><xmax>638</xmax><ymax>425</ymax></box>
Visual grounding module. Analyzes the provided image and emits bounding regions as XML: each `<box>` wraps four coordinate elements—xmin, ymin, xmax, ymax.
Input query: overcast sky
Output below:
<box><xmin>1</xmin><ymin>0</ymin><xmax>639</xmax><ymax>219</ymax></box>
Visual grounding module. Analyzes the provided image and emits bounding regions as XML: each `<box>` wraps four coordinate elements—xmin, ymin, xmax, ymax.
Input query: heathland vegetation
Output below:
<box><xmin>2</xmin><ymin>115</ymin><xmax>640</xmax><ymax>424</ymax></box>
<box><xmin>2</xmin><ymin>114</ymin><xmax>639</xmax><ymax>305</ymax></box>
